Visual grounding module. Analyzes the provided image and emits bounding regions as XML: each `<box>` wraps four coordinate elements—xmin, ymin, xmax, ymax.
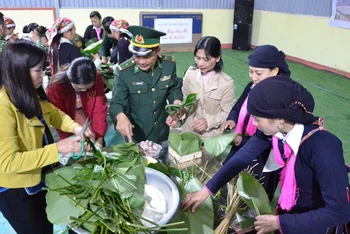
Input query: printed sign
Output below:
<box><xmin>154</xmin><ymin>18</ymin><xmax>193</xmax><ymax>44</ymax></box>
<box><xmin>330</xmin><ymin>0</ymin><xmax>350</xmax><ymax>29</ymax></box>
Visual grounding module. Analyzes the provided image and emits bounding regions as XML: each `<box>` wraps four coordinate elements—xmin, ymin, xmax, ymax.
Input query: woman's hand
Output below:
<box><xmin>254</xmin><ymin>215</ymin><xmax>279</xmax><ymax>234</ymax></box>
<box><xmin>233</xmin><ymin>135</ymin><xmax>242</xmax><ymax>146</ymax></box>
<box><xmin>101</xmin><ymin>56</ymin><xmax>108</xmax><ymax>64</ymax></box>
<box><xmin>220</xmin><ymin>120</ymin><xmax>236</xmax><ymax>133</ymax></box>
<box><xmin>29</xmin><ymin>30</ymin><xmax>40</xmax><ymax>43</ymax></box>
<box><xmin>9</xmin><ymin>33</ymin><xmax>19</xmax><ymax>41</ymax></box>
<box><xmin>181</xmin><ymin>188</ymin><xmax>210</xmax><ymax>213</ymax></box>
<box><xmin>91</xmin><ymin>53</ymin><xmax>100</xmax><ymax>61</ymax></box>
<box><xmin>191</xmin><ymin>118</ymin><xmax>208</xmax><ymax>132</ymax></box>
<box><xmin>56</xmin><ymin>135</ymin><xmax>85</xmax><ymax>155</ymax></box>
<box><xmin>166</xmin><ymin>100</ymin><xmax>183</xmax><ymax>128</ymax></box>
<box><xmin>116</xmin><ymin>113</ymin><xmax>133</xmax><ymax>142</ymax></box>
<box><xmin>73</xmin><ymin>126</ymin><xmax>95</xmax><ymax>140</ymax></box>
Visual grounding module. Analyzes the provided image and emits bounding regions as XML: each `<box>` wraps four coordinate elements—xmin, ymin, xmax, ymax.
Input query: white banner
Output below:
<box><xmin>329</xmin><ymin>0</ymin><xmax>350</xmax><ymax>29</ymax></box>
<box><xmin>154</xmin><ymin>18</ymin><xmax>193</xmax><ymax>44</ymax></box>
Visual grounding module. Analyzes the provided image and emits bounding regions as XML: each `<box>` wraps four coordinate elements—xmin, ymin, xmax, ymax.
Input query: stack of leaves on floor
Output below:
<box><xmin>45</xmin><ymin>143</ymin><xmax>183</xmax><ymax>234</ymax></box>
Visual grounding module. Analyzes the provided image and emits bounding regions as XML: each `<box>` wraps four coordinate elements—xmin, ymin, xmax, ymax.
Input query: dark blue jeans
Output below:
<box><xmin>0</xmin><ymin>188</ymin><xmax>53</xmax><ymax>234</ymax></box>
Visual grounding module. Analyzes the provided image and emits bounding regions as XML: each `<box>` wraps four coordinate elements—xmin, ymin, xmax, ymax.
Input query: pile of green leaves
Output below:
<box><xmin>169</xmin><ymin>132</ymin><xmax>202</xmax><ymax>156</ymax></box>
<box><xmin>45</xmin><ymin>143</ymin><xmax>164</xmax><ymax>234</ymax></box>
<box><xmin>165</xmin><ymin>93</ymin><xmax>198</xmax><ymax>116</ymax></box>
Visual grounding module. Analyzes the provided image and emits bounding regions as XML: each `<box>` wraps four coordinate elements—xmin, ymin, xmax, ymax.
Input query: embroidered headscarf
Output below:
<box><xmin>46</xmin><ymin>17</ymin><xmax>75</xmax><ymax>46</ymax></box>
<box><xmin>4</xmin><ymin>17</ymin><xmax>16</xmax><ymax>29</ymax></box>
<box><xmin>109</xmin><ymin>19</ymin><xmax>132</xmax><ymax>38</ymax></box>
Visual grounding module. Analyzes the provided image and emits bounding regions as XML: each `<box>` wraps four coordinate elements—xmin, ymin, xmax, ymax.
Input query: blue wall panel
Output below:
<box><xmin>0</xmin><ymin>0</ymin><xmax>332</xmax><ymax>17</ymax></box>
<box><xmin>254</xmin><ymin>0</ymin><xmax>332</xmax><ymax>17</ymax></box>
<box><xmin>0</xmin><ymin>0</ymin><xmax>54</xmax><ymax>7</ymax></box>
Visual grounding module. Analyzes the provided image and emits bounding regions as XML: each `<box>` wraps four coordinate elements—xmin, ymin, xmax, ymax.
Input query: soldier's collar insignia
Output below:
<box><xmin>135</xmin><ymin>35</ymin><xmax>145</xmax><ymax>44</ymax></box>
<box><xmin>160</xmin><ymin>75</ymin><xmax>171</xmax><ymax>81</ymax></box>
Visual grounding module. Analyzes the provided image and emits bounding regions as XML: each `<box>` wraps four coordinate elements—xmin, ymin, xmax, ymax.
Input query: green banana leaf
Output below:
<box><xmin>237</xmin><ymin>172</ymin><xmax>273</xmax><ymax>217</ymax></box>
<box><xmin>202</xmin><ymin>224</ymin><xmax>214</xmax><ymax>233</ymax></box>
<box><xmin>166</xmin><ymin>176</ymin><xmax>214</xmax><ymax>234</ymax></box>
<box><xmin>181</xmin><ymin>132</ymin><xmax>202</xmax><ymax>149</ymax></box>
<box><xmin>169</xmin><ymin>132</ymin><xmax>201</xmax><ymax>156</ymax></box>
<box><xmin>165</xmin><ymin>104</ymin><xmax>182</xmax><ymax>115</ymax></box>
<box><xmin>45</xmin><ymin>166</ymin><xmax>89</xmax><ymax>225</ymax></box>
<box><xmin>46</xmin><ymin>143</ymin><xmax>147</xmax><ymax>232</ymax></box>
<box><xmin>98</xmin><ymin>64</ymin><xmax>114</xmax><ymax>84</ymax></box>
<box><xmin>204</xmin><ymin>130</ymin><xmax>237</xmax><ymax>157</ymax></box>
<box><xmin>82</xmin><ymin>26</ymin><xmax>106</xmax><ymax>56</ymax></box>
<box><xmin>85</xmin><ymin>38</ymin><xmax>98</xmax><ymax>47</ymax></box>
<box><xmin>235</xmin><ymin>208</ymin><xmax>255</xmax><ymax>230</ymax></box>
<box><xmin>82</xmin><ymin>39</ymin><xmax>104</xmax><ymax>56</ymax></box>
<box><xmin>220</xmin><ymin>144</ymin><xmax>233</xmax><ymax>161</ymax></box>
<box><xmin>165</xmin><ymin>93</ymin><xmax>197</xmax><ymax>115</ymax></box>
<box><xmin>183</xmin><ymin>93</ymin><xmax>198</xmax><ymax>107</ymax></box>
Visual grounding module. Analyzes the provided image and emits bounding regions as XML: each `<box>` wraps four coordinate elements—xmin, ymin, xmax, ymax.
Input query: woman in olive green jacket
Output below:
<box><xmin>0</xmin><ymin>40</ymin><xmax>93</xmax><ymax>234</ymax></box>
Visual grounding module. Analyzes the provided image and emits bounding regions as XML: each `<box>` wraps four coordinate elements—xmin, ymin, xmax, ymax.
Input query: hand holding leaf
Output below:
<box><xmin>165</xmin><ymin>93</ymin><xmax>198</xmax><ymax>116</ymax></box>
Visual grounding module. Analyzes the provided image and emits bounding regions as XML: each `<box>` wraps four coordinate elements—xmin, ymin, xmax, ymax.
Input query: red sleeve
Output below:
<box><xmin>46</xmin><ymin>83</ymin><xmax>74</xmax><ymax>140</ymax></box>
<box><xmin>90</xmin><ymin>71</ymin><xmax>108</xmax><ymax>140</ymax></box>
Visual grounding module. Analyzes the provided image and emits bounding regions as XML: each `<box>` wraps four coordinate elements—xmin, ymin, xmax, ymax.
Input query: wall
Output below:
<box><xmin>251</xmin><ymin>10</ymin><xmax>350</xmax><ymax>76</ymax></box>
<box><xmin>1</xmin><ymin>5</ymin><xmax>350</xmax><ymax>76</ymax></box>
<box><xmin>0</xmin><ymin>8</ymin><xmax>56</xmax><ymax>35</ymax></box>
<box><xmin>59</xmin><ymin>9</ymin><xmax>233</xmax><ymax>47</ymax></box>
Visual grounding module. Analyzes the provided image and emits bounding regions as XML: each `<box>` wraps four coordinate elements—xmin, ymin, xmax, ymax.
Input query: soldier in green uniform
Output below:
<box><xmin>0</xmin><ymin>12</ymin><xmax>8</xmax><ymax>53</ymax></box>
<box><xmin>109</xmin><ymin>26</ymin><xmax>183</xmax><ymax>147</ymax></box>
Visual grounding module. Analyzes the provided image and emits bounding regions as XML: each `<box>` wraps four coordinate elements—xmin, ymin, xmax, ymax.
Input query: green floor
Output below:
<box><xmin>168</xmin><ymin>49</ymin><xmax>350</xmax><ymax>167</ymax></box>
<box><xmin>1</xmin><ymin>49</ymin><xmax>349</xmax><ymax>233</ymax></box>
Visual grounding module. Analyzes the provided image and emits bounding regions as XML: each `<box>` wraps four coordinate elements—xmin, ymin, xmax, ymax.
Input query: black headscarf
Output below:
<box><xmin>249</xmin><ymin>45</ymin><xmax>291</xmax><ymax>77</ymax></box>
<box><xmin>247</xmin><ymin>75</ymin><xmax>315</xmax><ymax>124</ymax></box>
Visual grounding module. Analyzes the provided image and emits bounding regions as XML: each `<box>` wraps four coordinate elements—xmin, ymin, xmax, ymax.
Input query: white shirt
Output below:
<box><xmin>263</xmin><ymin>123</ymin><xmax>304</xmax><ymax>172</ymax></box>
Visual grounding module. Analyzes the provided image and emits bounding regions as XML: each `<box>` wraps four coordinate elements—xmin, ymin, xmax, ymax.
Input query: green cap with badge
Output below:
<box><xmin>128</xmin><ymin>26</ymin><xmax>166</xmax><ymax>57</ymax></box>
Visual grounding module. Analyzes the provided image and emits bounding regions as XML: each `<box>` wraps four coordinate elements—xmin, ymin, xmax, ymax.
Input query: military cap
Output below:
<box><xmin>128</xmin><ymin>26</ymin><xmax>166</xmax><ymax>56</ymax></box>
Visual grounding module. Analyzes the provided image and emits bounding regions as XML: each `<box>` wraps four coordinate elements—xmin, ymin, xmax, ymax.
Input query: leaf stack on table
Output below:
<box><xmin>45</xmin><ymin>116</ymin><xmax>274</xmax><ymax>234</ymax></box>
<box><xmin>45</xmin><ymin>142</ymin><xmax>184</xmax><ymax>234</ymax></box>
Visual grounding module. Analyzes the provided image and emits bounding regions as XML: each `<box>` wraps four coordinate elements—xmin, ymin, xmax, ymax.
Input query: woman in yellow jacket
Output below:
<box><xmin>0</xmin><ymin>40</ymin><xmax>93</xmax><ymax>233</ymax></box>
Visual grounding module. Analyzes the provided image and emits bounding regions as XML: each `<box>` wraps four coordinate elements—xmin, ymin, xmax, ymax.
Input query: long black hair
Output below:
<box><xmin>22</xmin><ymin>22</ymin><xmax>39</xmax><ymax>33</ymax></box>
<box><xmin>90</xmin><ymin>11</ymin><xmax>102</xmax><ymax>20</ymax></box>
<box><xmin>36</xmin><ymin>26</ymin><xmax>48</xmax><ymax>38</ymax></box>
<box><xmin>0</xmin><ymin>40</ymin><xmax>48</xmax><ymax>119</ymax></box>
<box><xmin>49</xmin><ymin>57</ymin><xmax>97</xmax><ymax>86</ymax></box>
<box><xmin>193</xmin><ymin>36</ymin><xmax>223</xmax><ymax>72</ymax></box>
